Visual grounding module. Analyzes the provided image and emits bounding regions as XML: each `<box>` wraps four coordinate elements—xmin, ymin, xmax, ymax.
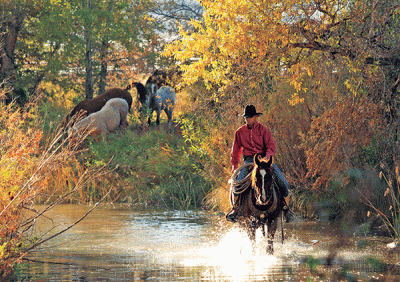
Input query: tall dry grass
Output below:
<box><xmin>0</xmin><ymin>95</ymin><xmax>110</xmax><ymax>278</ymax></box>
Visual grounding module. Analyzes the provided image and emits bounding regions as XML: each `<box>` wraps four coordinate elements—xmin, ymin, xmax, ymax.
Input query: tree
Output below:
<box><xmin>166</xmin><ymin>0</ymin><xmax>400</xmax><ymax>111</ymax></box>
<box><xmin>0</xmin><ymin>0</ymin><xmax>163</xmax><ymax>104</ymax></box>
<box><xmin>165</xmin><ymin>0</ymin><xmax>400</xmax><ymax>193</ymax></box>
<box><xmin>36</xmin><ymin>0</ymin><xmax>162</xmax><ymax>100</ymax></box>
<box><xmin>0</xmin><ymin>0</ymin><xmax>44</xmax><ymax>104</ymax></box>
<box><xmin>149</xmin><ymin>0</ymin><xmax>203</xmax><ymax>35</ymax></box>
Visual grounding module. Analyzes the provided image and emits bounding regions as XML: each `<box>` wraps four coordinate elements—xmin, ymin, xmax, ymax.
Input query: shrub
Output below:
<box><xmin>0</xmin><ymin>97</ymin><xmax>109</xmax><ymax>277</ymax></box>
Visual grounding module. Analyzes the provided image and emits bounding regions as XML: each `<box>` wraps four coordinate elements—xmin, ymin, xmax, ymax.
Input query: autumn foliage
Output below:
<box><xmin>166</xmin><ymin>0</ymin><xmax>400</xmax><ymax>222</ymax></box>
<box><xmin>0</xmin><ymin>97</ymin><xmax>109</xmax><ymax>277</ymax></box>
<box><xmin>0</xmin><ymin>102</ymin><xmax>42</xmax><ymax>275</ymax></box>
<box><xmin>1</xmin><ymin>0</ymin><xmax>400</xmax><ymax>276</ymax></box>
<box><xmin>303</xmin><ymin>97</ymin><xmax>384</xmax><ymax>189</ymax></box>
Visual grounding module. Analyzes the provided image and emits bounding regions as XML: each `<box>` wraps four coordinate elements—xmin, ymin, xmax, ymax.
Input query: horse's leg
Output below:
<box><xmin>165</xmin><ymin>108</ymin><xmax>172</xmax><ymax>127</ymax></box>
<box><xmin>120</xmin><ymin>113</ymin><xmax>128</xmax><ymax>127</ymax></box>
<box><xmin>147</xmin><ymin>109</ymin><xmax>152</xmax><ymax>125</ymax></box>
<box><xmin>156</xmin><ymin>109</ymin><xmax>160</xmax><ymax>126</ymax></box>
<box><xmin>246</xmin><ymin>226</ymin><xmax>257</xmax><ymax>254</ymax></box>
<box><xmin>266</xmin><ymin>219</ymin><xmax>278</xmax><ymax>255</ymax></box>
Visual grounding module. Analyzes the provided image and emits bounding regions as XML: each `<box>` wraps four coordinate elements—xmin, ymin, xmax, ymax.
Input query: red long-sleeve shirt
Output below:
<box><xmin>230</xmin><ymin>122</ymin><xmax>276</xmax><ymax>170</ymax></box>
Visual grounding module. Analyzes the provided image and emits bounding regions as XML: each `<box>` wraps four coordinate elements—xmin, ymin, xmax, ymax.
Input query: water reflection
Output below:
<box><xmin>14</xmin><ymin>204</ymin><xmax>399</xmax><ymax>281</ymax></box>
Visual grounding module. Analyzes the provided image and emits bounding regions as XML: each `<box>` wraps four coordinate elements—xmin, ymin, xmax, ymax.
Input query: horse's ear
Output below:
<box><xmin>254</xmin><ymin>154</ymin><xmax>262</xmax><ymax>166</ymax></box>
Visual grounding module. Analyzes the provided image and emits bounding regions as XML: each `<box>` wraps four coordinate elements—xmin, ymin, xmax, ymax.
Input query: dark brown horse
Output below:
<box><xmin>233</xmin><ymin>154</ymin><xmax>285</xmax><ymax>254</ymax></box>
<box><xmin>62</xmin><ymin>85</ymin><xmax>133</xmax><ymax>128</ymax></box>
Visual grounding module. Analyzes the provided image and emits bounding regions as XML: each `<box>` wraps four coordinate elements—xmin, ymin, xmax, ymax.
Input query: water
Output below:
<box><xmin>14</xmin><ymin>204</ymin><xmax>400</xmax><ymax>281</ymax></box>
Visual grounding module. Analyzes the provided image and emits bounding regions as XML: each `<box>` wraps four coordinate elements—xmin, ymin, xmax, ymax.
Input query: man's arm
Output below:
<box><xmin>230</xmin><ymin>130</ymin><xmax>242</xmax><ymax>172</ymax></box>
<box><xmin>263</xmin><ymin>127</ymin><xmax>276</xmax><ymax>160</ymax></box>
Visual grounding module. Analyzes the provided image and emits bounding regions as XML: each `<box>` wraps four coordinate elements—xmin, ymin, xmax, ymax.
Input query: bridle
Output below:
<box><xmin>248</xmin><ymin>156</ymin><xmax>279</xmax><ymax>217</ymax></box>
<box><xmin>253</xmin><ymin>166</ymin><xmax>277</xmax><ymax>203</ymax></box>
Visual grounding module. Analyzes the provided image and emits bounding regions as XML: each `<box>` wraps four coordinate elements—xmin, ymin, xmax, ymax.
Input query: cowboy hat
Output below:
<box><xmin>243</xmin><ymin>105</ymin><xmax>263</xmax><ymax>118</ymax></box>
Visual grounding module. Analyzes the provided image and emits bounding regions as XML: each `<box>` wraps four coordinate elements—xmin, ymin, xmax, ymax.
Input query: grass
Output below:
<box><xmin>33</xmin><ymin>81</ymin><xmax>214</xmax><ymax>209</ymax></box>
<box><xmin>367</xmin><ymin>169</ymin><xmax>400</xmax><ymax>238</ymax></box>
<box><xmin>81</xmin><ymin>123</ymin><xmax>214</xmax><ymax>209</ymax></box>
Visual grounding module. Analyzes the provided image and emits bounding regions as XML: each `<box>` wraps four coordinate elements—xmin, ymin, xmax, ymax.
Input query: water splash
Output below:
<box><xmin>180</xmin><ymin>227</ymin><xmax>291</xmax><ymax>281</ymax></box>
<box><xmin>18</xmin><ymin>206</ymin><xmax>394</xmax><ymax>281</ymax></box>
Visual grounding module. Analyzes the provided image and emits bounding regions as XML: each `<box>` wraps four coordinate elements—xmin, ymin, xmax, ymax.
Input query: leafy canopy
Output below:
<box><xmin>165</xmin><ymin>0</ymin><xmax>400</xmax><ymax>103</ymax></box>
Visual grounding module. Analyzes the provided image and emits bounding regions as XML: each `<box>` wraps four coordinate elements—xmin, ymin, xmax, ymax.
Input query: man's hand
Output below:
<box><xmin>259</xmin><ymin>154</ymin><xmax>271</xmax><ymax>162</ymax></box>
<box><xmin>232</xmin><ymin>165</ymin><xmax>238</xmax><ymax>174</ymax></box>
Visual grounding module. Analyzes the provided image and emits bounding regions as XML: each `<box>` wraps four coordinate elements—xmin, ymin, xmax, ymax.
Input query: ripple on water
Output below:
<box><xmin>15</xmin><ymin>204</ymin><xmax>400</xmax><ymax>281</ymax></box>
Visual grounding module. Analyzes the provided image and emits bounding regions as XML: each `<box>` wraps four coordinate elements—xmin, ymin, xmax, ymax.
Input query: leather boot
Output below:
<box><xmin>226</xmin><ymin>194</ymin><xmax>239</xmax><ymax>223</ymax></box>
<box><xmin>283</xmin><ymin>206</ymin><xmax>294</xmax><ymax>223</ymax></box>
<box><xmin>226</xmin><ymin>208</ymin><xmax>239</xmax><ymax>223</ymax></box>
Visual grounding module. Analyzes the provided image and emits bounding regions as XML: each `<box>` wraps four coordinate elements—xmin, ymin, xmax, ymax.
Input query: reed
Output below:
<box><xmin>364</xmin><ymin>168</ymin><xmax>400</xmax><ymax>238</ymax></box>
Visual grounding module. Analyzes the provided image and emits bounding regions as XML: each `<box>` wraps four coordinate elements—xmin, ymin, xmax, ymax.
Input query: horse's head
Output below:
<box><xmin>251</xmin><ymin>154</ymin><xmax>274</xmax><ymax>205</ymax></box>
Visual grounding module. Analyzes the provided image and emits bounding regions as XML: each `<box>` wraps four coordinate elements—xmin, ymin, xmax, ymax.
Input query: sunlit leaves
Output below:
<box><xmin>167</xmin><ymin>0</ymin><xmax>400</xmax><ymax>106</ymax></box>
<box><xmin>0</xmin><ymin>102</ymin><xmax>44</xmax><ymax>275</ymax></box>
<box><xmin>165</xmin><ymin>0</ymin><xmax>309</xmax><ymax>95</ymax></box>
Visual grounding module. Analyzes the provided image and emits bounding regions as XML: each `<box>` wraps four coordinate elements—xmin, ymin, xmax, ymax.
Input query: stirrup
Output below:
<box><xmin>226</xmin><ymin>208</ymin><xmax>238</xmax><ymax>223</ymax></box>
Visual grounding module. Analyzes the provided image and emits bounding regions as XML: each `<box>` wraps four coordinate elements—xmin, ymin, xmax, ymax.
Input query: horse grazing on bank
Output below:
<box><xmin>229</xmin><ymin>154</ymin><xmax>285</xmax><ymax>254</ymax></box>
<box><xmin>68</xmin><ymin>98</ymin><xmax>129</xmax><ymax>141</ymax></box>
<box><xmin>133</xmin><ymin>82</ymin><xmax>176</xmax><ymax>127</ymax></box>
<box><xmin>63</xmin><ymin>85</ymin><xmax>133</xmax><ymax>128</ymax></box>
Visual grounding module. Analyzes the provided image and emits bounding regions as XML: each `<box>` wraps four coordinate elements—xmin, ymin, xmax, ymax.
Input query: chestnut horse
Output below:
<box><xmin>231</xmin><ymin>154</ymin><xmax>285</xmax><ymax>254</ymax></box>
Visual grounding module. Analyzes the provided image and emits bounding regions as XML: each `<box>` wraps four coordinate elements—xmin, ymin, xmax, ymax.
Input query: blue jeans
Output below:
<box><xmin>237</xmin><ymin>156</ymin><xmax>289</xmax><ymax>197</ymax></box>
<box><xmin>236</xmin><ymin>158</ymin><xmax>254</xmax><ymax>181</ymax></box>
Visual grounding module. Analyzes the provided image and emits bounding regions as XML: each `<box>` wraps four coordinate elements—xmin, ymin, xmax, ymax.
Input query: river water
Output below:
<box><xmin>14</xmin><ymin>204</ymin><xmax>400</xmax><ymax>281</ymax></box>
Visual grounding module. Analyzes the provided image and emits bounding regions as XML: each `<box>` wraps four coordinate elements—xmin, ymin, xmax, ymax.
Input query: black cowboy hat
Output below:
<box><xmin>243</xmin><ymin>105</ymin><xmax>263</xmax><ymax>118</ymax></box>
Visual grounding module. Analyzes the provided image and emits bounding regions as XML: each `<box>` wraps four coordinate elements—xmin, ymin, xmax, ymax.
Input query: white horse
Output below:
<box><xmin>134</xmin><ymin>82</ymin><xmax>176</xmax><ymax>127</ymax></box>
<box><xmin>69</xmin><ymin>98</ymin><xmax>129</xmax><ymax>139</ymax></box>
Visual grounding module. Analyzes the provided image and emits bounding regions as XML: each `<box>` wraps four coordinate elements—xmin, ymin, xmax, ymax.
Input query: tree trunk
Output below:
<box><xmin>85</xmin><ymin>38</ymin><xmax>93</xmax><ymax>100</ymax></box>
<box><xmin>98</xmin><ymin>40</ymin><xmax>108</xmax><ymax>95</ymax></box>
<box><xmin>84</xmin><ymin>0</ymin><xmax>93</xmax><ymax>100</ymax></box>
<box><xmin>0</xmin><ymin>13</ymin><xmax>25</xmax><ymax>103</ymax></box>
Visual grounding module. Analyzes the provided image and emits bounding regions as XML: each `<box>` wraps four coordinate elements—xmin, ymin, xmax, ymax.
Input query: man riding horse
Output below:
<box><xmin>226</xmin><ymin>105</ymin><xmax>294</xmax><ymax>223</ymax></box>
